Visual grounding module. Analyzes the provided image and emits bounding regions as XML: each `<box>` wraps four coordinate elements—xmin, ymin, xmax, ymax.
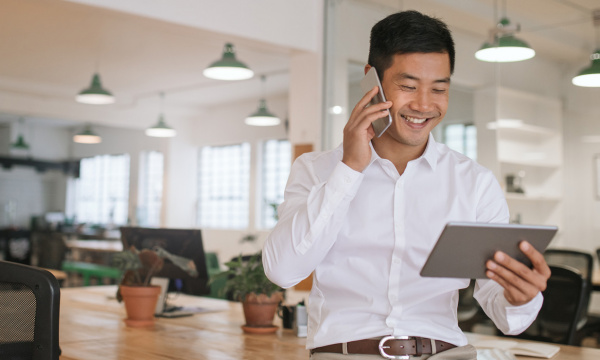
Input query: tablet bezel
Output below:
<box><xmin>420</xmin><ymin>222</ymin><xmax>558</xmax><ymax>279</ymax></box>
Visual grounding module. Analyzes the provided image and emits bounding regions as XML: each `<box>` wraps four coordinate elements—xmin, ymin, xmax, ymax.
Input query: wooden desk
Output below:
<box><xmin>59</xmin><ymin>286</ymin><xmax>309</xmax><ymax>360</ymax></box>
<box><xmin>59</xmin><ymin>286</ymin><xmax>600</xmax><ymax>360</ymax></box>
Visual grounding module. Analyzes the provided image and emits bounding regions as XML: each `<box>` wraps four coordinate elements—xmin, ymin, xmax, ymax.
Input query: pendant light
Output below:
<box><xmin>572</xmin><ymin>10</ymin><xmax>600</xmax><ymax>87</ymax></box>
<box><xmin>73</xmin><ymin>124</ymin><xmax>102</xmax><ymax>144</ymax></box>
<box><xmin>146</xmin><ymin>93</ymin><xmax>176</xmax><ymax>137</ymax></box>
<box><xmin>203</xmin><ymin>43</ymin><xmax>254</xmax><ymax>81</ymax></box>
<box><xmin>11</xmin><ymin>118</ymin><xmax>30</xmax><ymax>150</ymax></box>
<box><xmin>76</xmin><ymin>73</ymin><xmax>115</xmax><ymax>104</ymax></box>
<box><xmin>475</xmin><ymin>17</ymin><xmax>535</xmax><ymax>62</ymax></box>
<box><xmin>245</xmin><ymin>76</ymin><xmax>281</xmax><ymax>126</ymax></box>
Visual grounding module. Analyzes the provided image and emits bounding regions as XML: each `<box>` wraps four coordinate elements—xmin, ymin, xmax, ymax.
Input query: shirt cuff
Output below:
<box><xmin>503</xmin><ymin>292</ymin><xmax>544</xmax><ymax>334</ymax></box>
<box><xmin>331</xmin><ymin>161</ymin><xmax>364</xmax><ymax>197</ymax></box>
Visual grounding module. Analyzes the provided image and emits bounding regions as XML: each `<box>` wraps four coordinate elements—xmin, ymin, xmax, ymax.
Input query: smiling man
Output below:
<box><xmin>263</xmin><ymin>10</ymin><xmax>549</xmax><ymax>360</ymax></box>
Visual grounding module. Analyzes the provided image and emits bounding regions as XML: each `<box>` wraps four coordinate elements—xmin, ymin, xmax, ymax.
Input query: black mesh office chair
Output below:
<box><xmin>0</xmin><ymin>261</ymin><xmax>61</xmax><ymax>360</ymax></box>
<box><xmin>544</xmin><ymin>249</ymin><xmax>593</xmax><ymax>330</ymax></box>
<box><xmin>509</xmin><ymin>264</ymin><xmax>587</xmax><ymax>345</ymax></box>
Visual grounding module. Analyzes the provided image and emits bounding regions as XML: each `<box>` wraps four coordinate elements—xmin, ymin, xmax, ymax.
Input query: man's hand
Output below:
<box><xmin>485</xmin><ymin>241</ymin><xmax>551</xmax><ymax>306</ymax></box>
<box><xmin>342</xmin><ymin>86</ymin><xmax>392</xmax><ymax>173</ymax></box>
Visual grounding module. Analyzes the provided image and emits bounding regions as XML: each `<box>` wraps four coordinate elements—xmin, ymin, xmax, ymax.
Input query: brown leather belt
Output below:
<box><xmin>310</xmin><ymin>337</ymin><xmax>456</xmax><ymax>358</ymax></box>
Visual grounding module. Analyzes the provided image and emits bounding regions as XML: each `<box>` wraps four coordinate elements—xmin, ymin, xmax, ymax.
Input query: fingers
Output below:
<box><xmin>520</xmin><ymin>241</ymin><xmax>551</xmax><ymax>280</ymax></box>
<box><xmin>342</xmin><ymin>86</ymin><xmax>392</xmax><ymax>172</ymax></box>
<box><xmin>347</xmin><ymin>86</ymin><xmax>392</xmax><ymax>131</ymax></box>
<box><xmin>485</xmin><ymin>241</ymin><xmax>550</xmax><ymax>306</ymax></box>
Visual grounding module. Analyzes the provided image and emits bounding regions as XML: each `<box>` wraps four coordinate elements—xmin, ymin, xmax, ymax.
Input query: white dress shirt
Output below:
<box><xmin>263</xmin><ymin>134</ymin><xmax>542</xmax><ymax>349</ymax></box>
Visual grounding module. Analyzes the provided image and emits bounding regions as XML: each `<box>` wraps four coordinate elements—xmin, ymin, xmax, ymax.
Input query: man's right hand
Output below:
<box><xmin>342</xmin><ymin>86</ymin><xmax>392</xmax><ymax>172</ymax></box>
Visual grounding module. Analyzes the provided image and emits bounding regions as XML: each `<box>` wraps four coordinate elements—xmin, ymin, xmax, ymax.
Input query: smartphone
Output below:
<box><xmin>359</xmin><ymin>67</ymin><xmax>392</xmax><ymax>137</ymax></box>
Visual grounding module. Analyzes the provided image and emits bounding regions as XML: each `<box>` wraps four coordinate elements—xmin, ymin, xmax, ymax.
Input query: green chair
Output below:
<box><xmin>204</xmin><ymin>252</ymin><xmax>226</xmax><ymax>299</ymax></box>
<box><xmin>62</xmin><ymin>261</ymin><xmax>121</xmax><ymax>286</ymax></box>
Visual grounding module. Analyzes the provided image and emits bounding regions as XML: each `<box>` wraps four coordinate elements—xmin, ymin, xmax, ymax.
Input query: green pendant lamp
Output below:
<box><xmin>73</xmin><ymin>124</ymin><xmax>102</xmax><ymax>144</ymax></box>
<box><xmin>146</xmin><ymin>114</ymin><xmax>176</xmax><ymax>137</ymax></box>
<box><xmin>245</xmin><ymin>76</ymin><xmax>280</xmax><ymax>126</ymax></box>
<box><xmin>76</xmin><ymin>73</ymin><xmax>115</xmax><ymax>104</ymax></box>
<box><xmin>11</xmin><ymin>134</ymin><xmax>30</xmax><ymax>150</ymax></box>
<box><xmin>146</xmin><ymin>93</ymin><xmax>176</xmax><ymax>137</ymax></box>
<box><xmin>203</xmin><ymin>43</ymin><xmax>254</xmax><ymax>81</ymax></box>
<box><xmin>475</xmin><ymin>18</ymin><xmax>535</xmax><ymax>63</ymax></box>
<box><xmin>573</xmin><ymin>51</ymin><xmax>600</xmax><ymax>87</ymax></box>
<box><xmin>11</xmin><ymin>117</ymin><xmax>30</xmax><ymax>150</ymax></box>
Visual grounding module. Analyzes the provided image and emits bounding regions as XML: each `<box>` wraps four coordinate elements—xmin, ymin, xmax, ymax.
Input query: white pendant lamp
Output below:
<box><xmin>73</xmin><ymin>124</ymin><xmax>102</xmax><ymax>144</ymax></box>
<box><xmin>245</xmin><ymin>76</ymin><xmax>280</xmax><ymax>126</ymax></box>
<box><xmin>76</xmin><ymin>73</ymin><xmax>115</xmax><ymax>104</ymax></box>
<box><xmin>146</xmin><ymin>93</ymin><xmax>176</xmax><ymax>137</ymax></box>
<box><xmin>475</xmin><ymin>17</ymin><xmax>535</xmax><ymax>63</ymax></box>
<box><xmin>203</xmin><ymin>43</ymin><xmax>254</xmax><ymax>81</ymax></box>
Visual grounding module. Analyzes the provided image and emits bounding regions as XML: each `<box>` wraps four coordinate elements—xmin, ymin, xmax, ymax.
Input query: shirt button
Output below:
<box><xmin>387</xmin><ymin>319</ymin><xmax>396</xmax><ymax>327</ymax></box>
<box><xmin>390</xmin><ymin>295</ymin><xmax>397</xmax><ymax>301</ymax></box>
<box><xmin>344</xmin><ymin>175</ymin><xmax>352</xmax><ymax>183</ymax></box>
<box><xmin>393</xmin><ymin>258</ymin><xmax>401</xmax><ymax>264</ymax></box>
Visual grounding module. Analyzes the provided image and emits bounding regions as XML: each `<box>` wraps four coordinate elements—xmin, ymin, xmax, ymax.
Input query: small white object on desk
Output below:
<box><xmin>474</xmin><ymin>339</ymin><xmax>560</xmax><ymax>358</ymax></box>
<box><xmin>295</xmin><ymin>304</ymin><xmax>308</xmax><ymax>337</ymax></box>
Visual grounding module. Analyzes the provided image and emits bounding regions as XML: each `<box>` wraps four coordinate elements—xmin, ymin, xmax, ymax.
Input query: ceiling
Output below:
<box><xmin>0</xmin><ymin>0</ymin><xmax>598</xmax><ymax>129</ymax></box>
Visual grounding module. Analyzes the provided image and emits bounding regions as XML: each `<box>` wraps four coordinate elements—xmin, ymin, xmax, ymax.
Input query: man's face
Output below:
<box><xmin>376</xmin><ymin>52</ymin><xmax>451</xmax><ymax>149</ymax></box>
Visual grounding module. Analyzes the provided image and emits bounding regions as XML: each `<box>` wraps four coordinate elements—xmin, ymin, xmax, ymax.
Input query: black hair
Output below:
<box><xmin>368</xmin><ymin>10</ymin><xmax>455</xmax><ymax>79</ymax></box>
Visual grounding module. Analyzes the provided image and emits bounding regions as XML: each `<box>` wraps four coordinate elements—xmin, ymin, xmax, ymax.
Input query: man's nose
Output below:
<box><xmin>409</xmin><ymin>90</ymin><xmax>434</xmax><ymax>113</ymax></box>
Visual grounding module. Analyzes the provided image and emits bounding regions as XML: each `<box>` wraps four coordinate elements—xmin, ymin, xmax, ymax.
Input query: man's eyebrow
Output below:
<box><xmin>393</xmin><ymin>73</ymin><xmax>451</xmax><ymax>84</ymax></box>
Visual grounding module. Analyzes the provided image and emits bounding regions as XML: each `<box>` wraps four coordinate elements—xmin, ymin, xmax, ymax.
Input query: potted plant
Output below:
<box><xmin>215</xmin><ymin>251</ymin><xmax>283</xmax><ymax>334</ymax></box>
<box><xmin>112</xmin><ymin>246</ymin><xmax>198</xmax><ymax>327</ymax></box>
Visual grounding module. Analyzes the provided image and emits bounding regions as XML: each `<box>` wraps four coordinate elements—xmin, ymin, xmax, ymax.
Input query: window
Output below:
<box><xmin>443</xmin><ymin>123</ymin><xmax>477</xmax><ymax>160</ymax></box>
<box><xmin>72</xmin><ymin>154</ymin><xmax>130</xmax><ymax>225</ymax></box>
<box><xmin>197</xmin><ymin>143</ymin><xmax>250</xmax><ymax>229</ymax></box>
<box><xmin>260</xmin><ymin>139</ymin><xmax>291</xmax><ymax>228</ymax></box>
<box><xmin>137</xmin><ymin>151</ymin><xmax>164</xmax><ymax>227</ymax></box>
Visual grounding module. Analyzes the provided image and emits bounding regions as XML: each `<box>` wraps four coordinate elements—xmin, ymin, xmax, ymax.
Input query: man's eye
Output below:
<box><xmin>401</xmin><ymin>85</ymin><xmax>416</xmax><ymax>91</ymax></box>
<box><xmin>433</xmin><ymin>89</ymin><xmax>447</xmax><ymax>94</ymax></box>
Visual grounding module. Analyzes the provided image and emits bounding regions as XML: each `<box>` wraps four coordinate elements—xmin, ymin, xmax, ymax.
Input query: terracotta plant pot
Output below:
<box><xmin>120</xmin><ymin>285</ymin><xmax>161</xmax><ymax>327</ymax></box>
<box><xmin>241</xmin><ymin>292</ymin><xmax>283</xmax><ymax>334</ymax></box>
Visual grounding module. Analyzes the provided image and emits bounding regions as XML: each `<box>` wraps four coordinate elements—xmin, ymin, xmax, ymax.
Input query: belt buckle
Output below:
<box><xmin>378</xmin><ymin>335</ymin><xmax>411</xmax><ymax>360</ymax></box>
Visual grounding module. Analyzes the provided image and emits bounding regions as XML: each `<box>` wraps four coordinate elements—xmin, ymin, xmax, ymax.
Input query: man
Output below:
<box><xmin>263</xmin><ymin>10</ymin><xmax>550</xmax><ymax>360</ymax></box>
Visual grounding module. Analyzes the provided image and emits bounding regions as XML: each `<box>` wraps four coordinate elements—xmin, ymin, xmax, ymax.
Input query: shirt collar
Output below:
<box><xmin>368</xmin><ymin>133</ymin><xmax>439</xmax><ymax>171</ymax></box>
<box><xmin>421</xmin><ymin>133</ymin><xmax>438</xmax><ymax>171</ymax></box>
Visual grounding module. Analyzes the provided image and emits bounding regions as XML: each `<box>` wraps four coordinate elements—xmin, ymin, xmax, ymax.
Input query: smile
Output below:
<box><xmin>401</xmin><ymin>115</ymin><xmax>428</xmax><ymax>124</ymax></box>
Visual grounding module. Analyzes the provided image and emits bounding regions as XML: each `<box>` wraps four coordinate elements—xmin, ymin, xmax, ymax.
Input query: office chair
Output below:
<box><xmin>0</xmin><ymin>261</ymin><xmax>61</xmax><ymax>360</ymax></box>
<box><xmin>544</xmin><ymin>249</ymin><xmax>593</xmax><ymax>330</ymax></box>
<box><xmin>509</xmin><ymin>264</ymin><xmax>586</xmax><ymax>345</ymax></box>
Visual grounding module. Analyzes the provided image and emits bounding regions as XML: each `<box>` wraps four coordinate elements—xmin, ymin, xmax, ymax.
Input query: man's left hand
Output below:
<box><xmin>485</xmin><ymin>241</ymin><xmax>551</xmax><ymax>306</ymax></box>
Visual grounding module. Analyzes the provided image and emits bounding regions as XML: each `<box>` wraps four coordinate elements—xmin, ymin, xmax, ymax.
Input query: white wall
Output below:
<box><xmin>562</xmin><ymin>72</ymin><xmax>600</xmax><ymax>254</ymax></box>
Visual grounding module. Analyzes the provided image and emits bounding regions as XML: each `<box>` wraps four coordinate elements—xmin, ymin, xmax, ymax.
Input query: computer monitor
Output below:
<box><xmin>119</xmin><ymin>227</ymin><xmax>209</xmax><ymax>296</ymax></box>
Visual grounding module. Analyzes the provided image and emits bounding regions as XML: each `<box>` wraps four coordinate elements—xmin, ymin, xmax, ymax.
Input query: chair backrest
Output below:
<box><xmin>543</xmin><ymin>249</ymin><xmax>593</xmax><ymax>324</ymax></box>
<box><xmin>0</xmin><ymin>261</ymin><xmax>61</xmax><ymax>360</ymax></box>
<box><xmin>537</xmin><ymin>264</ymin><xmax>587</xmax><ymax>345</ymax></box>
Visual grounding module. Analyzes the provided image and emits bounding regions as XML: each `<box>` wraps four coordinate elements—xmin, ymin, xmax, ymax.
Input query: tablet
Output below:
<box><xmin>420</xmin><ymin>222</ymin><xmax>558</xmax><ymax>279</ymax></box>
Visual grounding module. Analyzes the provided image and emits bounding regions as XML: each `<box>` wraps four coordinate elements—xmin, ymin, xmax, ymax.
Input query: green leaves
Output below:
<box><xmin>215</xmin><ymin>252</ymin><xmax>281</xmax><ymax>301</ymax></box>
<box><xmin>112</xmin><ymin>250</ymin><xmax>142</xmax><ymax>271</ymax></box>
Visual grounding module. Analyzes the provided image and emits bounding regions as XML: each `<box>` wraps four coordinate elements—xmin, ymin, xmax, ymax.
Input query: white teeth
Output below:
<box><xmin>403</xmin><ymin>115</ymin><xmax>427</xmax><ymax>124</ymax></box>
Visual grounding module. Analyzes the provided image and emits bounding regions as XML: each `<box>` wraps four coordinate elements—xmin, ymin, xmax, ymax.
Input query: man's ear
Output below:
<box><xmin>364</xmin><ymin>64</ymin><xmax>372</xmax><ymax>75</ymax></box>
